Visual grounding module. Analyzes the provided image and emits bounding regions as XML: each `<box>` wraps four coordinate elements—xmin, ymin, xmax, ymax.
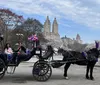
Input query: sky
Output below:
<box><xmin>0</xmin><ymin>0</ymin><xmax>100</xmax><ymax>43</ymax></box>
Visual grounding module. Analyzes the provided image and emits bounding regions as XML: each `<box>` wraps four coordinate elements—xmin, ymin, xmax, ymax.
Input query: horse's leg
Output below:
<box><xmin>64</xmin><ymin>63</ymin><xmax>71</xmax><ymax>79</ymax></box>
<box><xmin>90</xmin><ymin>62</ymin><xmax>96</xmax><ymax>80</ymax></box>
<box><xmin>86</xmin><ymin>62</ymin><xmax>90</xmax><ymax>79</ymax></box>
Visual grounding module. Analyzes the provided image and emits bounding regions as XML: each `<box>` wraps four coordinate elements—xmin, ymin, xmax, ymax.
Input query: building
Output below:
<box><xmin>76</xmin><ymin>34</ymin><xmax>83</xmax><ymax>44</ymax></box>
<box><xmin>43</xmin><ymin>16</ymin><xmax>60</xmax><ymax>41</ymax></box>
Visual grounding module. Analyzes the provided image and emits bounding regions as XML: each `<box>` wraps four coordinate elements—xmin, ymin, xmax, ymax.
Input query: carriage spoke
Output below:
<box><xmin>33</xmin><ymin>62</ymin><xmax>52</xmax><ymax>81</ymax></box>
<box><xmin>0</xmin><ymin>68</ymin><xmax>5</xmax><ymax>74</ymax></box>
<box><xmin>0</xmin><ymin>58</ymin><xmax>6</xmax><ymax>79</ymax></box>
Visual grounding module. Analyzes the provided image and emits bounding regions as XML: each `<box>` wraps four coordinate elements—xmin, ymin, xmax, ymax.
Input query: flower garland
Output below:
<box><xmin>28</xmin><ymin>34</ymin><xmax>38</xmax><ymax>41</ymax></box>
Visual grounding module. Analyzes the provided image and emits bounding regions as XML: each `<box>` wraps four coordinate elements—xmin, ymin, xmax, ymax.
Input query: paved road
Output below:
<box><xmin>0</xmin><ymin>63</ymin><xmax>100</xmax><ymax>85</ymax></box>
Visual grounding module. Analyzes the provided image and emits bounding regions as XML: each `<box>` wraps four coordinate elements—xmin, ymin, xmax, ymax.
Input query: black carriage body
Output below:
<box><xmin>34</xmin><ymin>47</ymin><xmax>42</xmax><ymax>57</ymax></box>
<box><xmin>0</xmin><ymin>53</ymin><xmax>7</xmax><ymax>65</ymax></box>
<box><xmin>0</xmin><ymin>44</ymin><xmax>54</xmax><ymax>81</ymax></box>
<box><xmin>0</xmin><ymin>46</ymin><xmax>42</xmax><ymax>67</ymax></box>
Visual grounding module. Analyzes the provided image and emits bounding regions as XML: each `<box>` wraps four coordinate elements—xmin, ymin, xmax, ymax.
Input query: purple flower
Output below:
<box><xmin>28</xmin><ymin>34</ymin><xmax>38</xmax><ymax>41</ymax></box>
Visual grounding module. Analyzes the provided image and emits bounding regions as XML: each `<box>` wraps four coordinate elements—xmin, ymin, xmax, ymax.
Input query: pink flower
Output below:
<box><xmin>28</xmin><ymin>34</ymin><xmax>38</xmax><ymax>41</ymax></box>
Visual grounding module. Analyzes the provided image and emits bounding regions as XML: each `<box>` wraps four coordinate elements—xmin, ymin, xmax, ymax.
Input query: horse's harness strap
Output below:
<box><xmin>67</xmin><ymin>51</ymin><xmax>73</xmax><ymax>57</ymax></box>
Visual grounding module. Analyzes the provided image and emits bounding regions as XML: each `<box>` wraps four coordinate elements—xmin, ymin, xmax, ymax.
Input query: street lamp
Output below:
<box><xmin>16</xmin><ymin>33</ymin><xmax>24</xmax><ymax>36</ymax></box>
<box><xmin>16</xmin><ymin>33</ymin><xmax>24</xmax><ymax>44</ymax></box>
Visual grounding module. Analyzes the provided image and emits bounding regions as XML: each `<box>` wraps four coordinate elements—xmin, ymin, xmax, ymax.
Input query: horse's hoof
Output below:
<box><xmin>86</xmin><ymin>75</ymin><xmax>89</xmax><ymax>79</ymax></box>
<box><xmin>90</xmin><ymin>77</ymin><xmax>94</xmax><ymax>80</ymax></box>
<box><xmin>65</xmin><ymin>77</ymin><xmax>69</xmax><ymax>80</ymax></box>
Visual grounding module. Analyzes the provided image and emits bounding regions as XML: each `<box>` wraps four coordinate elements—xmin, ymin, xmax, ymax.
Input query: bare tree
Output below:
<box><xmin>19</xmin><ymin>18</ymin><xmax>43</xmax><ymax>47</ymax></box>
<box><xmin>0</xmin><ymin>9</ymin><xmax>24</xmax><ymax>46</ymax></box>
<box><xmin>68</xmin><ymin>41</ymin><xmax>87</xmax><ymax>52</ymax></box>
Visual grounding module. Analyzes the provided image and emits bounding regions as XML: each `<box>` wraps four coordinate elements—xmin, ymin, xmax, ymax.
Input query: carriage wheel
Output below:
<box><xmin>33</xmin><ymin>60</ymin><xmax>39</xmax><ymax>67</ymax></box>
<box><xmin>0</xmin><ymin>58</ymin><xmax>6</xmax><ymax>79</ymax></box>
<box><xmin>32</xmin><ymin>61</ymin><xmax>52</xmax><ymax>81</ymax></box>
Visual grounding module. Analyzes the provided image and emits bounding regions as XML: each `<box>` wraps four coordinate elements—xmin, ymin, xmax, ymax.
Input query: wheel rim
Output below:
<box><xmin>0</xmin><ymin>58</ymin><xmax>6</xmax><ymax>79</ymax></box>
<box><xmin>0</xmin><ymin>61</ymin><xmax>5</xmax><ymax>74</ymax></box>
<box><xmin>33</xmin><ymin>62</ymin><xmax>52</xmax><ymax>81</ymax></box>
<box><xmin>35</xmin><ymin>64</ymin><xmax>49</xmax><ymax>76</ymax></box>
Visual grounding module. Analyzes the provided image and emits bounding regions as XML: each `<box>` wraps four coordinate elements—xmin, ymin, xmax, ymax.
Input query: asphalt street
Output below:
<box><xmin>0</xmin><ymin>62</ymin><xmax>100</xmax><ymax>85</ymax></box>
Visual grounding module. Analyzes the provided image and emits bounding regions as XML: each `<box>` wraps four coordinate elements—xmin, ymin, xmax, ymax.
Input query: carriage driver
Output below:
<box><xmin>28</xmin><ymin>34</ymin><xmax>40</xmax><ymax>48</ymax></box>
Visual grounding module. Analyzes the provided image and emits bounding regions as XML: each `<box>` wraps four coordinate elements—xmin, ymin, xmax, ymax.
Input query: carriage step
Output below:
<box><xmin>7</xmin><ymin>66</ymin><xmax>16</xmax><ymax>74</ymax></box>
<box><xmin>8</xmin><ymin>64</ymin><xmax>17</xmax><ymax>66</ymax></box>
<box><xmin>8</xmin><ymin>62</ymin><xmax>17</xmax><ymax>66</ymax></box>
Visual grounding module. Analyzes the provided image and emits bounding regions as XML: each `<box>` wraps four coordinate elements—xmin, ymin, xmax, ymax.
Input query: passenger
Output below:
<box><xmin>16</xmin><ymin>42</ymin><xmax>26</xmax><ymax>54</ymax></box>
<box><xmin>4</xmin><ymin>43</ymin><xmax>13</xmax><ymax>62</ymax></box>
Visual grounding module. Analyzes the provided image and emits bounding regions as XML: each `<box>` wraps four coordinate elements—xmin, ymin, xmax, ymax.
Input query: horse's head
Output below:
<box><xmin>95</xmin><ymin>41</ymin><xmax>100</xmax><ymax>57</ymax></box>
<box><xmin>88</xmin><ymin>48</ymin><xmax>100</xmax><ymax>59</ymax></box>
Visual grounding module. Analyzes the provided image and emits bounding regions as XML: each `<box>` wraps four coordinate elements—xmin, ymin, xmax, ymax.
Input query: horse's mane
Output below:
<box><xmin>86</xmin><ymin>48</ymin><xmax>98</xmax><ymax>54</ymax></box>
<box><xmin>87</xmin><ymin>48</ymin><xmax>99</xmax><ymax>56</ymax></box>
<box><xmin>88</xmin><ymin>48</ymin><xmax>97</xmax><ymax>51</ymax></box>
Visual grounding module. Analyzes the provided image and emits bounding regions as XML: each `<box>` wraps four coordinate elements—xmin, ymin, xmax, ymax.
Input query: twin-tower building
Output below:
<box><xmin>43</xmin><ymin>16</ymin><xmax>60</xmax><ymax>41</ymax></box>
<box><xmin>42</xmin><ymin>16</ymin><xmax>82</xmax><ymax>44</ymax></box>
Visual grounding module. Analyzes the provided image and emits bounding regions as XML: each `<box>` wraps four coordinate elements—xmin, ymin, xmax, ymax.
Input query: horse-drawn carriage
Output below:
<box><xmin>0</xmin><ymin>34</ymin><xmax>55</xmax><ymax>81</ymax></box>
<box><xmin>0</xmin><ymin>37</ymin><xmax>42</xmax><ymax>79</ymax></box>
<box><xmin>32</xmin><ymin>41</ymin><xmax>100</xmax><ymax>81</ymax></box>
<box><xmin>0</xmin><ymin>34</ymin><xmax>100</xmax><ymax>81</ymax></box>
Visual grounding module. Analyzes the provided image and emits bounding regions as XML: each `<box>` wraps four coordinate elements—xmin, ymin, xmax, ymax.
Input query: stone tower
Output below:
<box><xmin>76</xmin><ymin>34</ymin><xmax>82</xmax><ymax>43</ymax></box>
<box><xmin>43</xmin><ymin>16</ymin><xmax>51</xmax><ymax>33</ymax></box>
<box><xmin>76</xmin><ymin>34</ymin><xmax>80</xmax><ymax>40</ymax></box>
<box><xmin>43</xmin><ymin>16</ymin><xmax>60</xmax><ymax>41</ymax></box>
<box><xmin>52</xmin><ymin>18</ymin><xmax>58</xmax><ymax>34</ymax></box>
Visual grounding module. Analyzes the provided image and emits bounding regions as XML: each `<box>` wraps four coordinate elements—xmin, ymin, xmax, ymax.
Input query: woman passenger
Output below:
<box><xmin>4</xmin><ymin>43</ymin><xmax>13</xmax><ymax>62</ymax></box>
